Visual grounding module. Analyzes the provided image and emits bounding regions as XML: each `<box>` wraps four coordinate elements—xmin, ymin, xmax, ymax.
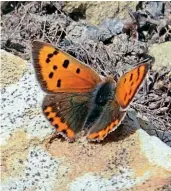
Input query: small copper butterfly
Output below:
<box><xmin>32</xmin><ymin>41</ymin><xmax>149</xmax><ymax>142</ymax></box>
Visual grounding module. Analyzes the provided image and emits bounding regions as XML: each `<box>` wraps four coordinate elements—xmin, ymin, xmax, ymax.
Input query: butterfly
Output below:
<box><xmin>32</xmin><ymin>41</ymin><xmax>149</xmax><ymax>142</ymax></box>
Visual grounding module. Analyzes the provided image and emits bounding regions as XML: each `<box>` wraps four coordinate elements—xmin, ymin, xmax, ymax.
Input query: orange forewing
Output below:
<box><xmin>32</xmin><ymin>41</ymin><xmax>102</xmax><ymax>93</ymax></box>
<box><xmin>115</xmin><ymin>64</ymin><xmax>148</xmax><ymax>109</ymax></box>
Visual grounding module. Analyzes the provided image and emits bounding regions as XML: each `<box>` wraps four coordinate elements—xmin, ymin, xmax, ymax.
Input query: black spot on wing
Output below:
<box><xmin>137</xmin><ymin>67</ymin><xmax>140</xmax><ymax>81</ymax></box>
<box><xmin>76</xmin><ymin>68</ymin><xmax>80</xmax><ymax>74</ymax></box>
<box><xmin>49</xmin><ymin>72</ymin><xmax>54</xmax><ymax>79</ymax></box>
<box><xmin>57</xmin><ymin>79</ymin><xmax>61</xmax><ymax>87</ymax></box>
<box><xmin>61</xmin><ymin>129</ymin><xmax>67</xmax><ymax>134</ymax></box>
<box><xmin>53</xmin><ymin>65</ymin><xmax>57</xmax><ymax>70</ymax></box>
<box><xmin>124</xmin><ymin>78</ymin><xmax>126</xmax><ymax>83</ymax></box>
<box><xmin>45</xmin><ymin>49</ymin><xmax>59</xmax><ymax>63</ymax></box>
<box><xmin>129</xmin><ymin>88</ymin><xmax>132</xmax><ymax>95</ymax></box>
<box><xmin>49</xmin><ymin>118</ymin><xmax>54</xmax><ymax>122</ymax></box>
<box><xmin>63</xmin><ymin>60</ymin><xmax>70</xmax><ymax>68</ymax></box>
<box><xmin>46</xmin><ymin>58</ymin><xmax>50</xmax><ymax>63</ymax></box>
<box><xmin>130</xmin><ymin>73</ymin><xmax>133</xmax><ymax>81</ymax></box>
<box><xmin>47</xmin><ymin>53</ymin><xmax>53</xmax><ymax>58</ymax></box>
<box><xmin>53</xmin><ymin>49</ymin><xmax>58</xmax><ymax>55</ymax></box>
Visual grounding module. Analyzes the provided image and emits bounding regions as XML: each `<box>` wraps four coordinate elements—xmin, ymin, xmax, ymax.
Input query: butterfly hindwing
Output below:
<box><xmin>43</xmin><ymin>93</ymin><xmax>91</xmax><ymax>142</ymax></box>
<box><xmin>87</xmin><ymin>100</ymin><xmax>126</xmax><ymax>141</ymax></box>
<box><xmin>115</xmin><ymin>63</ymin><xmax>148</xmax><ymax>109</ymax></box>
<box><xmin>32</xmin><ymin>41</ymin><xmax>102</xmax><ymax>93</ymax></box>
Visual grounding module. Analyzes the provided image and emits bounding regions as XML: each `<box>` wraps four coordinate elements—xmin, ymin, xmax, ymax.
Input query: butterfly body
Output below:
<box><xmin>32</xmin><ymin>41</ymin><xmax>149</xmax><ymax>142</ymax></box>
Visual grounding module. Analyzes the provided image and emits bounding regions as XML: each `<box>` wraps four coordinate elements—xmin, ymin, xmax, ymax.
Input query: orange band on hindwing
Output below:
<box><xmin>44</xmin><ymin>106</ymin><xmax>75</xmax><ymax>141</ymax></box>
<box><xmin>87</xmin><ymin>119</ymin><xmax>119</xmax><ymax>141</ymax></box>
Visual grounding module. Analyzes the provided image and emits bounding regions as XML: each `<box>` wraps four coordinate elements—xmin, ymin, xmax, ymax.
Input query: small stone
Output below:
<box><xmin>159</xmin><ymin>107</ymin><xmax>169</xmax><ymax>113</ymax></box>
<box><xmin>149</xmin><ymin>101</ymin><xmax>161</xmax><ymax>109</ymax></box>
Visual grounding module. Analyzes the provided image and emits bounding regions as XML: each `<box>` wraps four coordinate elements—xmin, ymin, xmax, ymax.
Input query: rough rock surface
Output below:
<box><xmin>149</xmin><ymin>42</ymin><xmax>171</xmax><ymax>71</ymax></box>
<box><xmin>0</xmin><ymin>51</ymin><xmax>27</xmax><ymax>88</ymax></box>
<box><xmin>63</xmin><ymin>1</ymin><xmax>138</xmax><ymax>25</ymax></box>
<box><xmin>1</xmin><ymin>50</ymin><xmax>171</xmax><ymax>191</ymax></box>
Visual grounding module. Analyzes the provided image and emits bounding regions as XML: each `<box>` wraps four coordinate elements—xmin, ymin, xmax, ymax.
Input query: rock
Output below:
<box><xmin>63</xmin><ymin>2</ymin><xmax>138</xmax><ymax>25</ymax></box>
<box><xmin>0</xmin><ymin>50</ymin><xmax>27</xmax><ymax>88</ymax></box>
<box><xmin>144</xmin><ymin>2</ymin><xmax>164</xmax><ymax>18</ymax></box>
<box><xmin>149</xmin><ymin>42</ymin><xmax>171</xmax><ymax>71</ymax></box>
<box><xmin>149</xmin><ymin>101</ymin><xmax>161</xmax><ymax>110</ymax></box>
<box><xmin>87</xmin><ymin>18</ymin><xmax>124</xmax><ymax>42</ymax></box>
<box><xmin>0</xmin><ymin>50</ymin><xmax>53</xmax><ymax>145</ymax></box>
<box><xmin>66</xmin><ymin>21</ymin><xmax>87</xmax><ymax>44</ymax></box>
<box><xmin>1</xmin><ymin>51</ymin><xmax>171</xmax><ymax>191</ymax></box>
<box><xmin>66</xmin><ymin>18</ymin><xmax>123</xmax><ymax>44</ymax></box>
